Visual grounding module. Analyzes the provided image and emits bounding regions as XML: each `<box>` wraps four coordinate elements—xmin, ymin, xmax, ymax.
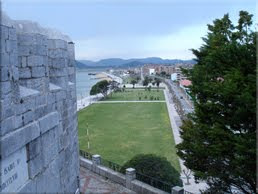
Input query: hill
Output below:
<box><xmin>77</xmin><ymin>57</ymin><xmax>195</xmax><ymax>68</ymax></box>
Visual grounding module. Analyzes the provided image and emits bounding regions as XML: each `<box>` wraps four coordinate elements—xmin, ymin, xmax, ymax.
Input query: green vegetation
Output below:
<box><xmin>143</xmin><ymin>76</ymin><xmax>153</xmax><ymax>86</ymax></box>
<box><xmin>90</xmin><ymin>80</ymin><xmax>110</xmax><ymax>98</ymax></box>
<box><xmin>121</xmin><ymin>154</ymin><xmax>182</xmax><ymax>186</ymax></box>
<box><xmin>78</xmin><ymin>103</ymin><xmax>180</xmax><ymax>172</ymax></box>
<box><xmin>104</xmin><ymin>89</ymin><xmax>165</xmax><ymax>101</ymax></box>
<box><xmin>177</xmin><ymin>11</ymin><xmax>256</xmax><ymax>193</ymax></box>
<box><xmin>123</xmin><ymin>75</ymin><xmax>140</xmax><ymax>84</ymax></box>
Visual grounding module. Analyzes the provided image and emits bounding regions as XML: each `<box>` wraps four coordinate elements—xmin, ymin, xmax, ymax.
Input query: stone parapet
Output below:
<box><xmin>80</xmin><ymin>156</ymin><xmax>170</xmax><ymax>194</ymax></box>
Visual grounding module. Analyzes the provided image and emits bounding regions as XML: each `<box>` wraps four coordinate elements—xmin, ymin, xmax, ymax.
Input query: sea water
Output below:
<box><xmin>76</xmin><ymin>68</ymin><xmax>107</xmax><ymax>100</ymax></box>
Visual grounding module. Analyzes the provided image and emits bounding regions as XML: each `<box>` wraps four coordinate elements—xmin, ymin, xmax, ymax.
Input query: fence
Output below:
<box><xmin>136</xmin><ymin>171</ymin><xmax>173</xmax><ymax>193</ymax></box>
<box><xmin>101</xmin><ymin>157</ymin><xmax>122</xmax><ymax>173</ymax></box>
<box><xmin>79</xmin><ymin>150</ymin><xmax>93</xmax><ymax>160</ymax></box>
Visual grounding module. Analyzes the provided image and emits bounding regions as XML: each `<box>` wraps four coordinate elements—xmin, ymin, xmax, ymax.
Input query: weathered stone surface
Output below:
<box><xmin>1</xmin><ymin>122</ymin><xmax>40</xmax><ymax>157</ymax></box>
<box><xmin>19</xmin><ymin>85</ymin><xmax>39</xmax><ymax>99</ymax></box>
<box><xmin>27</xmin><ymin>55</ymin><xmax>46</xmax><ymax>66</ymax></box>
<box><xmin>28</xmin><ymin>152</ymin><xmax>43</xmax><ymax>178</ymax></box>
<box><xmin>23</xmin><ymin>110</ymin><xmax>34</xmax><ymax>125</ymax></box>
<box><xmin>0</xmin><ymin>81</ymin><xmax>11</xmax><ymax>95</ymax></box>
<box><xmin>0</xmin><ymin>116</ymin><xmax>15</xmax><ymax>136</ymax></box>
<box><xmin>0</xmin><ymin>67</ymin><xmax>10</xmax><ymax>81</ymax></box>
<box><xmin>9</xmin><ymin>28</ymin><xmax>17</xmax><ymax>41</ymax></box>
<box><xmin>16</xmin><ymin>96</ymin><xmax>35</xmax><ymax>115</ymax></box>
<box><xmin>1</xmin><ymin>25</ymin><xmax>79</xmax><ymax>193</ymax></box>
<box><xmin>35</xmin><ymin>95</ymin><xmax>46</xmax><ymax>106</ymax></box>
<box><xmin>31</xmin><ymin>66</ymin><xmax>45</xmax><ymax>78</ymax></box>
<box><xmin>38</xmin><ymin>111</ymin><xmax>59</xmax><ymax>134</ymax></box>
<box><xmin>0</xmin><ymin>53</ymin><xmax>10</xmax><ymax>67</ymax></box>
<box><xmin>15</xmin><ymin>115</ymin><xmax>23</xmax><ymax>129</ymax></box>
<box><xmin>19</xmin><ymin>67</ymin><xmax>31</xmax><ymax>78</ymax></box>
<box><xmin>36</xmin><ymin>158</ymin><xmax>61</xmax><ymax>193</ymax></box>
<box><xmin>17</xmin><ymin>180</ymin><xmax>36</xmax><ymax>193</ymax></box>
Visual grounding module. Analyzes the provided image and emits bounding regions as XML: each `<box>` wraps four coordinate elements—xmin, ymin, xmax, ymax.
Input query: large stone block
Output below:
<box><xmin>31</xmin><ymin>66</ymin><xmax>45</xmax><ymax>78</ymax></box>
<box><xmin>38</xmin><ymin>111</ymin><xmax>59</xmax><ymax>134</ymax></box>
<box><xmin>0</xmin><ymin>53</ymin><xmax>10</xmax><ymax>67</ymax></box>
<box><xmin>16</xmin><ymin>97</ymin><xmax>35</xmax><ymax>115</ymax></box>
<box><xmin>0</xmin><ymin>67</ymin><xmax>10</xmax><ymax>81</ymax></box>
<box><xmin>0</xmin><ymin>81</ymin><xmax>11</xmax><ymax>95</ymax></box>
<box><xmin>23</xmin><ymin>110</ymin><xmax>34</xmax><ymax>125</ymax></box>
<box><xmin>18</xmin><ymin>34</ymin><xmax>36</xmax><ymax>46</ymax></box>
<box><xmin>49</xmin><ymin>58</ymin><xmax>67</xmax><ymax>69</ymax></box>
<box><xmin>1</xmin><ymin>121</ymin><xmax>40</xmax><ymax>157</ymax></box>
<box><xmin>18</xmin><ymin>45</ymin><xmax>30</xmax><ymax>56</ymax></box>
<box><xmin>0</xmin><ymin>99</ymin><xmax>14</xmax><ymax>120</ymax></box>
<box><xmin>17</xmin><ymin>180</ymin><xmax>36</xmax><ymax>193</ymax></box>
<box><xmin>35</xmin><ymin>95</ymin><xmax>47</xmax><ymax>107</ymax></box>
<box><xmin>36</xmin><ymin>159</ymin><xmax>61</xmax><ymax>193</ymax></box>
<box><xmin>1</xmin><ymin>25</ymin><xmax>9</xmax><ymax>40</ymax></box>
<box><xmin>6</xmin><ymin>40</ymin><xmax>17</xmax><ymax>53</ymax></box>
<box><xmin>12</xmin><ymin>66</ymin><xmax>19</xmax><ymax>81</ymax></box>
<box><xmin>49</xmin><ymin>67</ymin><xmax>67</xmax><ymax>77</ymax></box>
<box><xmin>27</xmin><ymin>55</ymin><xmax>46</xmax><ymax>67</ymax></box>
<box><xmin>28</xmin><ymin>151</ymin><xmax>43</xmax><ymax>178</ymax></box>
<box><xmin>35</xmin><ymin>34</ymin><xmax>48</xmax><ymax>46</ymax></box>
<box><xmin>0</xmin><ymin>116</ymin><xmax>15</xmax><ymax>136</ymax></box>
<box><xmin>41</xmin><ymin>128</ymin><xmax>59</xmax><ymax>167</ymax></box>
<box><xmin>19</xmin><ymin>67</ymin><xmax>31</xmax><ymax>78</ymax></box>
<box><xmin>14</xmin><ymin>115</ymin><xmax>23</xmax><ymax>129</ymax></box>
<box><xmin>8</xmin><ymin>27</ymin><xmax>17</xmax><ymax>41</ymax></box>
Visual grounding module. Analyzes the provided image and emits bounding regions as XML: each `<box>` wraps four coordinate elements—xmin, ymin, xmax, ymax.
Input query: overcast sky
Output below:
<box><xmin>2</xmin><ymin>0</ymin><xmax>256</xmax><ymax>61</ymax></box>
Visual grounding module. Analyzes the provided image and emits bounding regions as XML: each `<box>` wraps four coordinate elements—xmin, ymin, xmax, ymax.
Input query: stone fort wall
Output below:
<box><xmin>0</xmin><ymin>24</ymin><xmax>79</xmax><ymax>193</ymax></box>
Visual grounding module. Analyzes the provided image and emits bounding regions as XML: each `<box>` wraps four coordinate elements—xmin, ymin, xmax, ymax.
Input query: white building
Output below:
<box><xmin>149</xmin><ymin>68</ymin><xmax>155</xmax><ymax>75</ymax></box>
<box><xmin>171</xmin><ymin>73</ymin><xmax>177</xmax><ymax>81</ymax></box>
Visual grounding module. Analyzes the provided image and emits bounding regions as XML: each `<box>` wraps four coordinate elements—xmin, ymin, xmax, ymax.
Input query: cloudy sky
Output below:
<box><xmin>2</xmin><ymin>0</ymin><xmax>256</xmax><ymax>61</ymax></box>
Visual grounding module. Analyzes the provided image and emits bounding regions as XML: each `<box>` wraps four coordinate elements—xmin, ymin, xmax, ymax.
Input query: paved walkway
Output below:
<box><xmin>163</xmin><ymin>88</ymin><xmax>208</xmax><ymax>193</ymax></box>
<box><xmin>80</xmin><ymin>167</ymin><xmax>135</xmax><ymax>194</ymax></box>
<box><xmin>94</xmin><ymin>100</ymin><xmax>166</xmax><ymax>103</ymax></box>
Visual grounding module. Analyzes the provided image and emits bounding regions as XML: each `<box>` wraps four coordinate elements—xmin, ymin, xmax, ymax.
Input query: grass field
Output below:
<box><xmin>78</xmin><ymin>102</ymin><xmax>180</xmax><ymax>172</ymax></box>
<box><xmin>104</xmin><ymin>89</ymin><xmax>165</xmax><ymax>101</ymax></box>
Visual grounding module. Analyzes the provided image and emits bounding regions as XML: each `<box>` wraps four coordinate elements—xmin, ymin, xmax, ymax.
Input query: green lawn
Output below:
<box><xmin>78</xmin><ymin>102</ymin><xmax>180</xmax><ymax>172</ymax></box>
<box><xmin>122</xmin><ymin>76</ymin><xmax>135</xmax><ymax>84</ymax></box>
<box><xmin>104</xmin><ymin>89</ymin><xmax>165</xmax><ymax>101</ymax></box>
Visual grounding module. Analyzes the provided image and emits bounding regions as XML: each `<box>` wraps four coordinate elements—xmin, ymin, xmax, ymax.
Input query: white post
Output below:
<box><xmin>171</xmin><ymin>186</ymin><xmax>184</xmax><ymax>194</ymax></box>
<box><xmin>92</xmin><ymin>154</ymin><xmax>101</xmax><ymax>174</ymax></box>
<box><xmin>126</xmin><ymin>168</ymin><xmax>136</xmax><ymax>189</ymax></box>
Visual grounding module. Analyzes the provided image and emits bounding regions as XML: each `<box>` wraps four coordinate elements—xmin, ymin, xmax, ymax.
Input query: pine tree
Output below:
<box><xmin>177</xmin><ymin>11</ymin><xmax>256</xmax><ymax>193</ymax></box>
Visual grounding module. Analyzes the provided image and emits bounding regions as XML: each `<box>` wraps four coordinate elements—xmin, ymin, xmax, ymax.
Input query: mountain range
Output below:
<box><xmin>76</xmin><ymin>57</ymin><xmax>196</xmax><ymax>68</ymax></box>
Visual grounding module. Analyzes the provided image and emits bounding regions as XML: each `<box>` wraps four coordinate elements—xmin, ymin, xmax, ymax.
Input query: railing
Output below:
<box><xmin>79</xmin><ymin>150</ymin><xmax>186</xmax><ymax>193</ymax></box>
<box><xmin>136</xmin><ymin>171</ymin><xmax>173</xmax><ymax>193</ymax></box>
<box><xmin>79</xmin><ymin>150</ymin><xmax>93</xmax><ymax>160</ymax></box>
<box><xmin>101</xmin><ymin>158</ymin><xmax>122</xmax><ymax>173</ymax></box>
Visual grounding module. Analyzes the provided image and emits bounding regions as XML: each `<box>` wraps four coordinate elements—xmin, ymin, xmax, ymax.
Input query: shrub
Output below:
<box><xmin>120</xmin><ymin>154</ymin><xmax>182</xmax><ymax>186</ymax></box>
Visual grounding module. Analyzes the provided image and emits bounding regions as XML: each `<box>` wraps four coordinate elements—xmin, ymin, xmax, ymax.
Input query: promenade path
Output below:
<box><xmin>163</xmin><ymin>87</ymin><xmax>208</xmax><ymax>193</ymax></box>
<box><xmin>94</xmin><ymin>100</ymin><xmax>166</xmax><ymax>103</ymax></box>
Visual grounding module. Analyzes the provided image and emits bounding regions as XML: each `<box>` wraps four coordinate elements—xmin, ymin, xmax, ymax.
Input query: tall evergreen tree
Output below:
<box><xmin>176</xmin><ymin>11</ymin><xmax>256</xmax><ymax>193</ymax></box>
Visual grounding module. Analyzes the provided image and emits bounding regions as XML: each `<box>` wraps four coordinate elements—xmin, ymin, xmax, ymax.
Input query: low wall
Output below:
<box><xmin>80</xmin><ymin>156</ymin><xmax>184</xmax><ymax>194</ymax></box>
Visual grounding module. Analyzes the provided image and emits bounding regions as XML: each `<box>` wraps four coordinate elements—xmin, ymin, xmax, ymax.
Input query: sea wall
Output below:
<box><xmin>0</xmin><ymin>25</ymin><xmax>79</xmax><ymax>193</ymax></box>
